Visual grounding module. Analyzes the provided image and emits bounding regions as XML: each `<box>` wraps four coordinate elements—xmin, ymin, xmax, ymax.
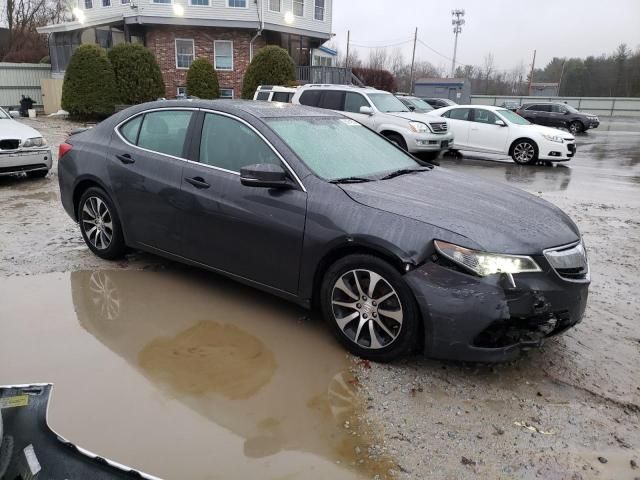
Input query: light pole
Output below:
<box><xmin>451</xmin><ymin>9</ymin><xmax>465</xmax><ymax>77</ymax></box>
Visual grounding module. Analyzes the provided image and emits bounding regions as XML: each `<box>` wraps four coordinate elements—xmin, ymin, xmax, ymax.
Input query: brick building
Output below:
<box><xmin>38</xmin><ymin>0</ymin><xmax>335</xmax><ymax>99</ymax></box>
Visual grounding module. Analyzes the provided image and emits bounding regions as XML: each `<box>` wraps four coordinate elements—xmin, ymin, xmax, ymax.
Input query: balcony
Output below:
<box><xmin>296</xmin><ymin>66</ymin><xmax>364</xmax><ymax>86</ymax></box>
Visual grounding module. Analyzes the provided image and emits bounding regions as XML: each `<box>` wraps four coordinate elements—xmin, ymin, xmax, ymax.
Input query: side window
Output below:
<box><xmin>344</xmin><ymin>92</ymin><xmax>369</xmax><ymax>113</ymax></box>
<box><xmin>530</xmin><ymin>104</ymin><xmax>551</xmax><ymax>112</ymax></box>
<box><xmin>199</xmin><ymin>113</ymin><xmax>281</xmax><ymax>172</ymax></box>
<box><xmin>448</xmin><ymin>108</ymin><xmax>471</xmax><ymax>121</ymax></box>
<box><xmin>272</xmin><ymin>91</ymin><xmax>292</xmax><ymax>103</ymax></box>
<box><xmin>256</xmin><ymin>91</ymin><xmax>270</xmax><ymax>101</ymax></box>
<box><xmin>319</xmin><ymin>91</ymin><xmax>346</xmax><ymax>110</ymax></box>
<box><xmin>137</xmin><ymin>110</ymin><xmax>193</xmax><ymax>158</ymax></box>
<box><xmin>440</xmin><ymin>110</ymin><xmax>451</xmax><ymax>118</ymax></box>
<box><xmin>119</xmin><ymin>115</ymin><xmax>142</xmax><ymax>144</ymax></box>
<box><xmin>298</xmin><ymin>90</ymin><xmax>321</xmax><ymax>107</ymax></box>
<box><xmin>472</xmin><ymin>109</ymin><xmax>497</xmax><ymax>124</ymax></box>
<box><xmin>552</xmin><ymin>104</ymin><xmax>567</xmax><ymax>113</ymax></box>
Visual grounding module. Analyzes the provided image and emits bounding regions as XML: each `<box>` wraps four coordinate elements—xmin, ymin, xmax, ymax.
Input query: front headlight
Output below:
<box><xmin>22</xmin><ymin>137</ymin><xmax>47</xmax><ymax>148</ymax></box>
<box><xmin>541</xmin><ymin>133</ymin><xmax>564</xmax><ymax>143</ymax></box>
<box><xmin>434</xmin><ymin>240</ymin><xmax>541</xmax><ymax>276</ymax></box>
<box><xmin>408</xmin><ymin>121</ymin><xmax>431</xmax><ymax>133</ymax></box>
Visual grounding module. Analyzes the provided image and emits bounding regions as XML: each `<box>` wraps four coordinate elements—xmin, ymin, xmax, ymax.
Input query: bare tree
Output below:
<box><xmin>482</xmin><ymin>53</ymin><xmax>495</xmax><ymax>94</ymax></box>
<box><xmin>367</xmin><ymin>47</ymin><xmax>389</xmax><ymax>71</ymax></box>
<box><xmin>389</xmin><ymin>47</ymin><xmax>404</xmax><ymax>76</ymax></box>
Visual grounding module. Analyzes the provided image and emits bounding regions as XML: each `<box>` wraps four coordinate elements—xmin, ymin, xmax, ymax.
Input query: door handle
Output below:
<box><xmin>185</xmin><ymin>176</ymin><xmax>210</xmax><ymax>189</ymax></box>
<box><xmin>116</xmin><ymin>153</ymin><xmax>135</xmax><ymax>164</ymax></box>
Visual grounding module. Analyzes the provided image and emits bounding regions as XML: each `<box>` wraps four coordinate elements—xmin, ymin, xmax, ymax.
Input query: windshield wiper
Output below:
<box><xmin>380</xmin><ymin>167</ymin><xmax>430</xmax><ymax>181</ymax></box>
<box><xmin>330</xmin><ymin>176</ymin><xmax>374</xmax><ymax>184</ymax></box>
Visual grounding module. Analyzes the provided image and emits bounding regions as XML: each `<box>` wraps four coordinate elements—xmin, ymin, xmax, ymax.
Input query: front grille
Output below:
<box><xmin>429</xmin><ymin>122</ymin><xmax>448</xmax><ymax>133</ymax></box>
<box><xmin>0</xmin><ymin>139</ymin><xmax>20</xmax><ymax>150</ymax></box>
<box><xmin>473</xmin><ymin>310</ymin><xmax>572</xmax><ymax>348</ymax></box>
<box><xmin>567</xmin><ymin>143</ymin><xmax>576</xmax><ymax>153</ymax></box>
<box><xmin>544</xmin><ymin>241</ymin><xmax>589</xmax><ymax>281</ymax></box>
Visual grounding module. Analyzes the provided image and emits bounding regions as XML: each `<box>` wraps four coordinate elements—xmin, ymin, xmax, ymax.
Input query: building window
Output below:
<box><xmin>214</xmin><ymin>40</ymin><xmax>233</xmax><ymax>70</ymax></box>
<box><xmin>152</xmin><ymin>0</ymin><xmax>171</xmax><ymax>4</ymax></box>
<box><xmin>84</xmin><ymin>0</ymin><xmax>92</xmax><ymax>8</ymax></box>
<box><xmin>102</xmin><ymin>0</ymin><xmax>110</xmax><ymax>6</ymax></box>
<box><xmin>314</xmin><ymin>0</ymin><xmax>324</xmax><ymax>20</ymax></box>
<box><xmin>293</xmin><ymin>0</ymin><xmax>303</xmax><ymax>16</ymax></box>
<box><xmin>220</xmin><ymin>88</ymin><xmax>234</xmax><ymax>99</ymax></box>
<box><xmin>175</xmin><ymin>39</ymin><xmax>194</xmax><ymax>69</ymax></box>
<box><xmin>190</xmin><ymin>0</ymin><xmax>208</xmax><ymax>5</ymax></box>
<box><xmin>268</xmin><ymin>0</ymin><xmax>280</xmax><ymax>12</ymax></box>
<box><xmin>227</xmin><ymin>0</ymin><xmax>246</xmax><ymax>7</ymax></box>
<box><xmin>121</xmin><ymin>0</ymin><xmax>130</xmax><ymax>4</ymax></box>
<box><xmin>177</xmin><ymin>86</ymin><xmax>187</xmax><ymax>97</ymax></box>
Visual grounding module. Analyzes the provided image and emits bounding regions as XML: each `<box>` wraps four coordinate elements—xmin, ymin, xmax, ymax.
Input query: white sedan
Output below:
<box><xmin>0</xmin><ymin>107</ymin><xmax>52</xmax><ymax>178</ymax></box>
<box><xmin>434</xmin><ymin>105</ymin><xmax>576</xmax><ymax>165</ymax></box>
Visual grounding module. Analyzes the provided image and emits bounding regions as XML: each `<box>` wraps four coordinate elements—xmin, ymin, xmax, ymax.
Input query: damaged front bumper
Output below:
<box><xmin>0</xmin><ymin>148</ymin><xmax>52</xmax><ymax>175</ymax></box>
<box><xmin>405</xmin><ymin>257</ymin><xmax>589</xmax><ymax>362</ymax></box>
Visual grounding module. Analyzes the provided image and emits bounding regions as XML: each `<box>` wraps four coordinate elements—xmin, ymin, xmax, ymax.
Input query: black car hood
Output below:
<box><xmin>339</xmin><ymin>168</ymin><xmax>580</xmax><ymax>254</ymax></box>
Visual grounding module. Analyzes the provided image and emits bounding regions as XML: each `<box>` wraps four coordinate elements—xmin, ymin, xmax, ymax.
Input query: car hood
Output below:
<box><xmin>0</xmin><ymin>119</ymin><xmax>43</xmax><ymax>141</ymax></box>
<box><xmin>339</xmin><ymin>168</ymin><xmax>580</xmax><ymax>254</ymax></box>
<box><xmin>386</xmin><ymin>111</ymin><xmax>440</xmax><ymax>123</ymax></box>
<box><xmin>529</xmin><ymin>123</ymin><xmax>575</xmax><ymax>140</ymax></box>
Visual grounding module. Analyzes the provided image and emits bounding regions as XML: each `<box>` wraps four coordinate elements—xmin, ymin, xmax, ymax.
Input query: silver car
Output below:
<box><xmin>0</xmin><ymin>107</ymin><xmax>52</xmax><ymax>178</ymax></box>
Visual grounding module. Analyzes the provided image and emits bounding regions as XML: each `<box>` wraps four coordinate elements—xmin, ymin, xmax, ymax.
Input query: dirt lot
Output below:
<box><xmin>0</xmin><ymin>115</ymin><xmax>639</xmax><ymax>480</ymax></box>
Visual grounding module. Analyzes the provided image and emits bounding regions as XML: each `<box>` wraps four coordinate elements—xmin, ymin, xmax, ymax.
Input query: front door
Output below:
<box><xmin>468</xmin><ymin>109</ymin><xmax>510</xmax><ymax>153</ymax></box>
<box><xmin>180</xmin><ymin>111</ymin><xmax>307</xmax><ymax>294</ymax></box>
<box><xmin>108</xmin><ymin>109</ymin><xmax>195</xmax><ymax>253</ymax></box>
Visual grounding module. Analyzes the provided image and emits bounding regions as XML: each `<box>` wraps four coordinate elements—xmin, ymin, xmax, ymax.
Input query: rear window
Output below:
<box><xmin>298</xmin><ymin>90</ymin><xmax>322</xmax><ymax>107</ymax></box>
<box><xmin>136</xmin><ymin>110</ymin><xmax>193</xmax><ymax>158</ymax></box>
<box><xmin>255</xmin><ymin>92</ymin><xmax>270</xmax><ymax>101</ymax></box>
<box><xmin>272</xmin><ymin>92</ymin><xmax>293</xmax><ymax>103</ymax></box>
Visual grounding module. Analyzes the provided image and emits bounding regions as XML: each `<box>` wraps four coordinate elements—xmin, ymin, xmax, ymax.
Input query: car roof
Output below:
<box><xmin>111</xmin><ymin>99</ymin><xmax>342</xmax><ymax>122</ymax></box>
<box><xmin>298</xmin><ymin>84</ymin><xmax>389</xmax><ymax>95</ymax></box>
<box><xmin>441</xmin><ymin>105</ymin><xmax>506</xmax><ymax>111</ymax></box>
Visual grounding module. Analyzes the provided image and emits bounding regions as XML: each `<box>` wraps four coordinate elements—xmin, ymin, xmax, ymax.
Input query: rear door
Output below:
<box><xmin>468</xmin><ymin>109</ymin><xmax>510</xmax><ymax>153</ymax></box>
<box><xmin>179</xmin><ymin>111</ymin><xmax>307</xmax><ymax>294</ymax></box>
<box><xmin>549</xmin><ymin>103</ymin><xmax>569</xmax><ymax>128</ymax></box>
<box><xmin>441</xmin><ymin>107</ymin><xmax>472</xmax><ymax>149</ymax></box>
<box><xmin>109</xmin><ymin>108</ymin><xmax>196</xmax><ymax>253</ymax></box>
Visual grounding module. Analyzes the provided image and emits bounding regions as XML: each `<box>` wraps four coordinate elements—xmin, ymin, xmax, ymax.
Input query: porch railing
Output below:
<box><xmin>296</xmin><ymin>66</ymin><xmax>364</xmax><ymax>86</ymax></box>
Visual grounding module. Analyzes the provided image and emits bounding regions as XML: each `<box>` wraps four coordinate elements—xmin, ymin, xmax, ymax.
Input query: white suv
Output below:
<box><xmin>253</xmin><ymin>85</ymin><xmax>298</xmax><ymax>103</ymax></box>
<box><xmin>291</xmin><ymin>85</ymin><xmax>454</xmax><ymax>158</ymax></box>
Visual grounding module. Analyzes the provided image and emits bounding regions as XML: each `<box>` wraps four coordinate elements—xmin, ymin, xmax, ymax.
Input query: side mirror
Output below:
<box><xmin>359</xmin><ymin>106</ymin><xmax>373</xmax><ymax>115</ymax></box>
<box><xmin>564</xmin><ymin>110</ymin><xmax>570</xmax><ymax>115</ymax></box>
<box><xmin>240</xmin><ymin>163</ymin><xmax>291</xmax><ymax>189</ymax></box>
<box><xmin>495</xmin><ymin>119</ymin><xmax>507</xmax><ymax>127</ymax></box>
<box><xmin>9</xmin><ymin>110</ymin><xmax>19</xmax><ymax>118</ymax></box>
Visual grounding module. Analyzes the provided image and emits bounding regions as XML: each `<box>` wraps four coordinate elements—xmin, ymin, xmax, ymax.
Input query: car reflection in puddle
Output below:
<box><xmin>70</xmin><ymin>269</ymin><xmax>395</xmax><ymax>479</ymax></box>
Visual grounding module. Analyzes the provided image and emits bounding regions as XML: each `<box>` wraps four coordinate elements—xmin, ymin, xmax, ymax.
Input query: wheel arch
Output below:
<box><xmin>72</xmin><ymin>176</ymin><xmax>111</xmax><ymax>220</ymax></box>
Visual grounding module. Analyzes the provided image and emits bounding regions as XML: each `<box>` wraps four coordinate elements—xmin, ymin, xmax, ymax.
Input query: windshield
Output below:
<box><xmin>408</xmin><ymin>98</ymin><xmax>434</xmax><ymax>111</ymax></box>
<box><xmin>0</xmin><ymin>108</ymin><xmax>10</xmax><ymax>119</ymax></box>
<box><xmin>368</xmin><ymin>93</ymin><xmax>410</xmax><ymax>113</ymax></box>
<box><xmin>267</xmin><ymin>117</ymin><xmax>419</xmax><ymax>181</ymax></box>
<box><xmin>564</xmin><ymin>104</ymin><xmax>579</xmax><ymax>113</ymax></box>
<box><xmin>498</xmin><ymin>109</ymin><xmax>531</xmax><ymax>125</ymax></box>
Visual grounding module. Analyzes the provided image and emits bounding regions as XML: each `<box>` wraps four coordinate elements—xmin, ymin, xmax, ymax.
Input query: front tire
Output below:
<box><xmin>511</xmin><ymin>140</ymin><xmax>538</xmax><ymax>165</ymax></box>
<box><xmin>320</xmin><ymin>254</ymin><xmax>420</xmax><ymax>362</ymax></box>
<box><xmin>385</xmin><ymin>133</ymin><xmax>408</xmax><ymax>151</ymax></box>
<box><xmin>569</xmin><ymin>121</ymin><xmax>584</xmax><ymax>135</ymax></box>
<box><xmin>78</xmin><ymin>187</ymin><xmax>126</xmax><ymax>260</ymax></box>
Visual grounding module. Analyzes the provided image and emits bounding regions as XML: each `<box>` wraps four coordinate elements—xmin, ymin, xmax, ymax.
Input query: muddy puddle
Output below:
<box><xmin>0</xmin><ymin>269</ymin><xmax>395</xmax><ymax>480</ymax></box>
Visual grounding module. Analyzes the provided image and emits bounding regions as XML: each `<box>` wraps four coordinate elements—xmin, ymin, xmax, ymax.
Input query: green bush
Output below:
<box><xmin>108</xmin><ymin>43</ymin><xmax>165</xmax><ymax>104</ymax></box>
<box><xmin>39</xmin><ymin>55</ymin><xmax>51</xmax><ymax>64</ymax></box>
<box><xmin>61</xmin><ymin>44</ymin><xmax>118</xmax><ymax>119</ymax></box>
<box><xmin>186</xmin><ymin>58</ymin><xmax>219</xmax><ymax>99</ymax></box>
<box><xmin>241</xmin><ymin>46</ymin><xmax>296</xmax><ymax>99</ymax></box>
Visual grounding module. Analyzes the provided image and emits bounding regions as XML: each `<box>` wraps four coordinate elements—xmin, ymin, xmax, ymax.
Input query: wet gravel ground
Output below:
<box><xmin>1</xmin><ymin>115</ymin><xmax>639</xmax><ymax>479</ymax></box>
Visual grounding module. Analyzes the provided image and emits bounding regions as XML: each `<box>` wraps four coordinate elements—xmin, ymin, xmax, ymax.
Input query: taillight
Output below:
<box><xmin>58</xmin><ymin>142</ymin><xmax>73</xmax><ymax>159</ymax></box>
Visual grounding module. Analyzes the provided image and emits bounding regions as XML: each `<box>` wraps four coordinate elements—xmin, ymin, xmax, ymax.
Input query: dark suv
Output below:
<box><xmin>516</xmin><ymin>102</ymin><xmax>599</xmax><ymax>134</ymax></box>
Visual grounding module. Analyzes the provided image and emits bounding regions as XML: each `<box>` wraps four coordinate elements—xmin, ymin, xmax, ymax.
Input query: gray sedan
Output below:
<box><xmin>57</xmin><ymin>100</ymin><xmax>590</xmax><ymax>362</ymax></box>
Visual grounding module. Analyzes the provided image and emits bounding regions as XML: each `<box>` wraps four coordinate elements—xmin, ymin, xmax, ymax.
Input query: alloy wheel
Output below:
<box><xmin>81</xmin><ymin>196</ymin><xmax>113</xmax><ymax>250</ymax></box>
<box><xmin>513</xmin><ymin>142</ymin><xmax>535</xmax><ymax>164</ymax></box>
<box><xmin>331</xmin><ymin>269</ymin><xmax>403</xmax><ymax>349</ymax></box>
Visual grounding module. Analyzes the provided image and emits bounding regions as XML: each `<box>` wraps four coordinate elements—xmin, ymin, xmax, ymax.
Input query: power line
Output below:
<box><xmin>350</xmin><ymin>40</ymin><xmax>413</xmax><ymax>49</ymax></box>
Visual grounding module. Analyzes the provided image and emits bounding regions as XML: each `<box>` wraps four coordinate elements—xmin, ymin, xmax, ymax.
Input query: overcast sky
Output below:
<box><xmin>331</xmin><ymin>0</ymin><xmax>640</xmax><ymax>73</ymax></box>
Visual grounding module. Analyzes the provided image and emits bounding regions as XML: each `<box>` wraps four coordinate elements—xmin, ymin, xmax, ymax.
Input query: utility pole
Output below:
<box><xmin>557</xmin><ymin>59</ymin><xmax>566</xmax><ymax>96</ymax></box>
<box><xmin>409</xmin><ymin>27</ymin><xmax>417</xmax><ymax>94</ymax></box>
<box><xmin>450</xmin><ymin>9</ymin><xmax>465</xmax><ymax>77</ymax></box>
<box><xmin>527</xmin><ymin>49</ymin><xmax>536</xmax><ymax>95</ymax></box>
<box><xmin>345</xmin><ymin>30</ymin><xmax>350</xmax><ymax>68</ymax></box>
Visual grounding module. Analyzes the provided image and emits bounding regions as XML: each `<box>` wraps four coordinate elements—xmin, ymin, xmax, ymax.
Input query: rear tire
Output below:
<box><xmin>26</xmin><ymin>169</ymin><xmax>48</xmax><ymax>179</ymax></box>
<box><xmin>320</xmin><ymin>254</ymin><xmax>420</xmax><ymax>362</ymax></box>
<box><xmin>511</xmin><ymin>139</ymin><xmax>538</xmax><ymax>165</ymax></box>
<box><xmin>78</xmin><ymin>187</ymin><xmax>126</xmax><ymax>260</ymax></box>
<box><xmin>385</xmin><ymin>133</ymin><xmax>408</xmax><ymax>151</ymax></box>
